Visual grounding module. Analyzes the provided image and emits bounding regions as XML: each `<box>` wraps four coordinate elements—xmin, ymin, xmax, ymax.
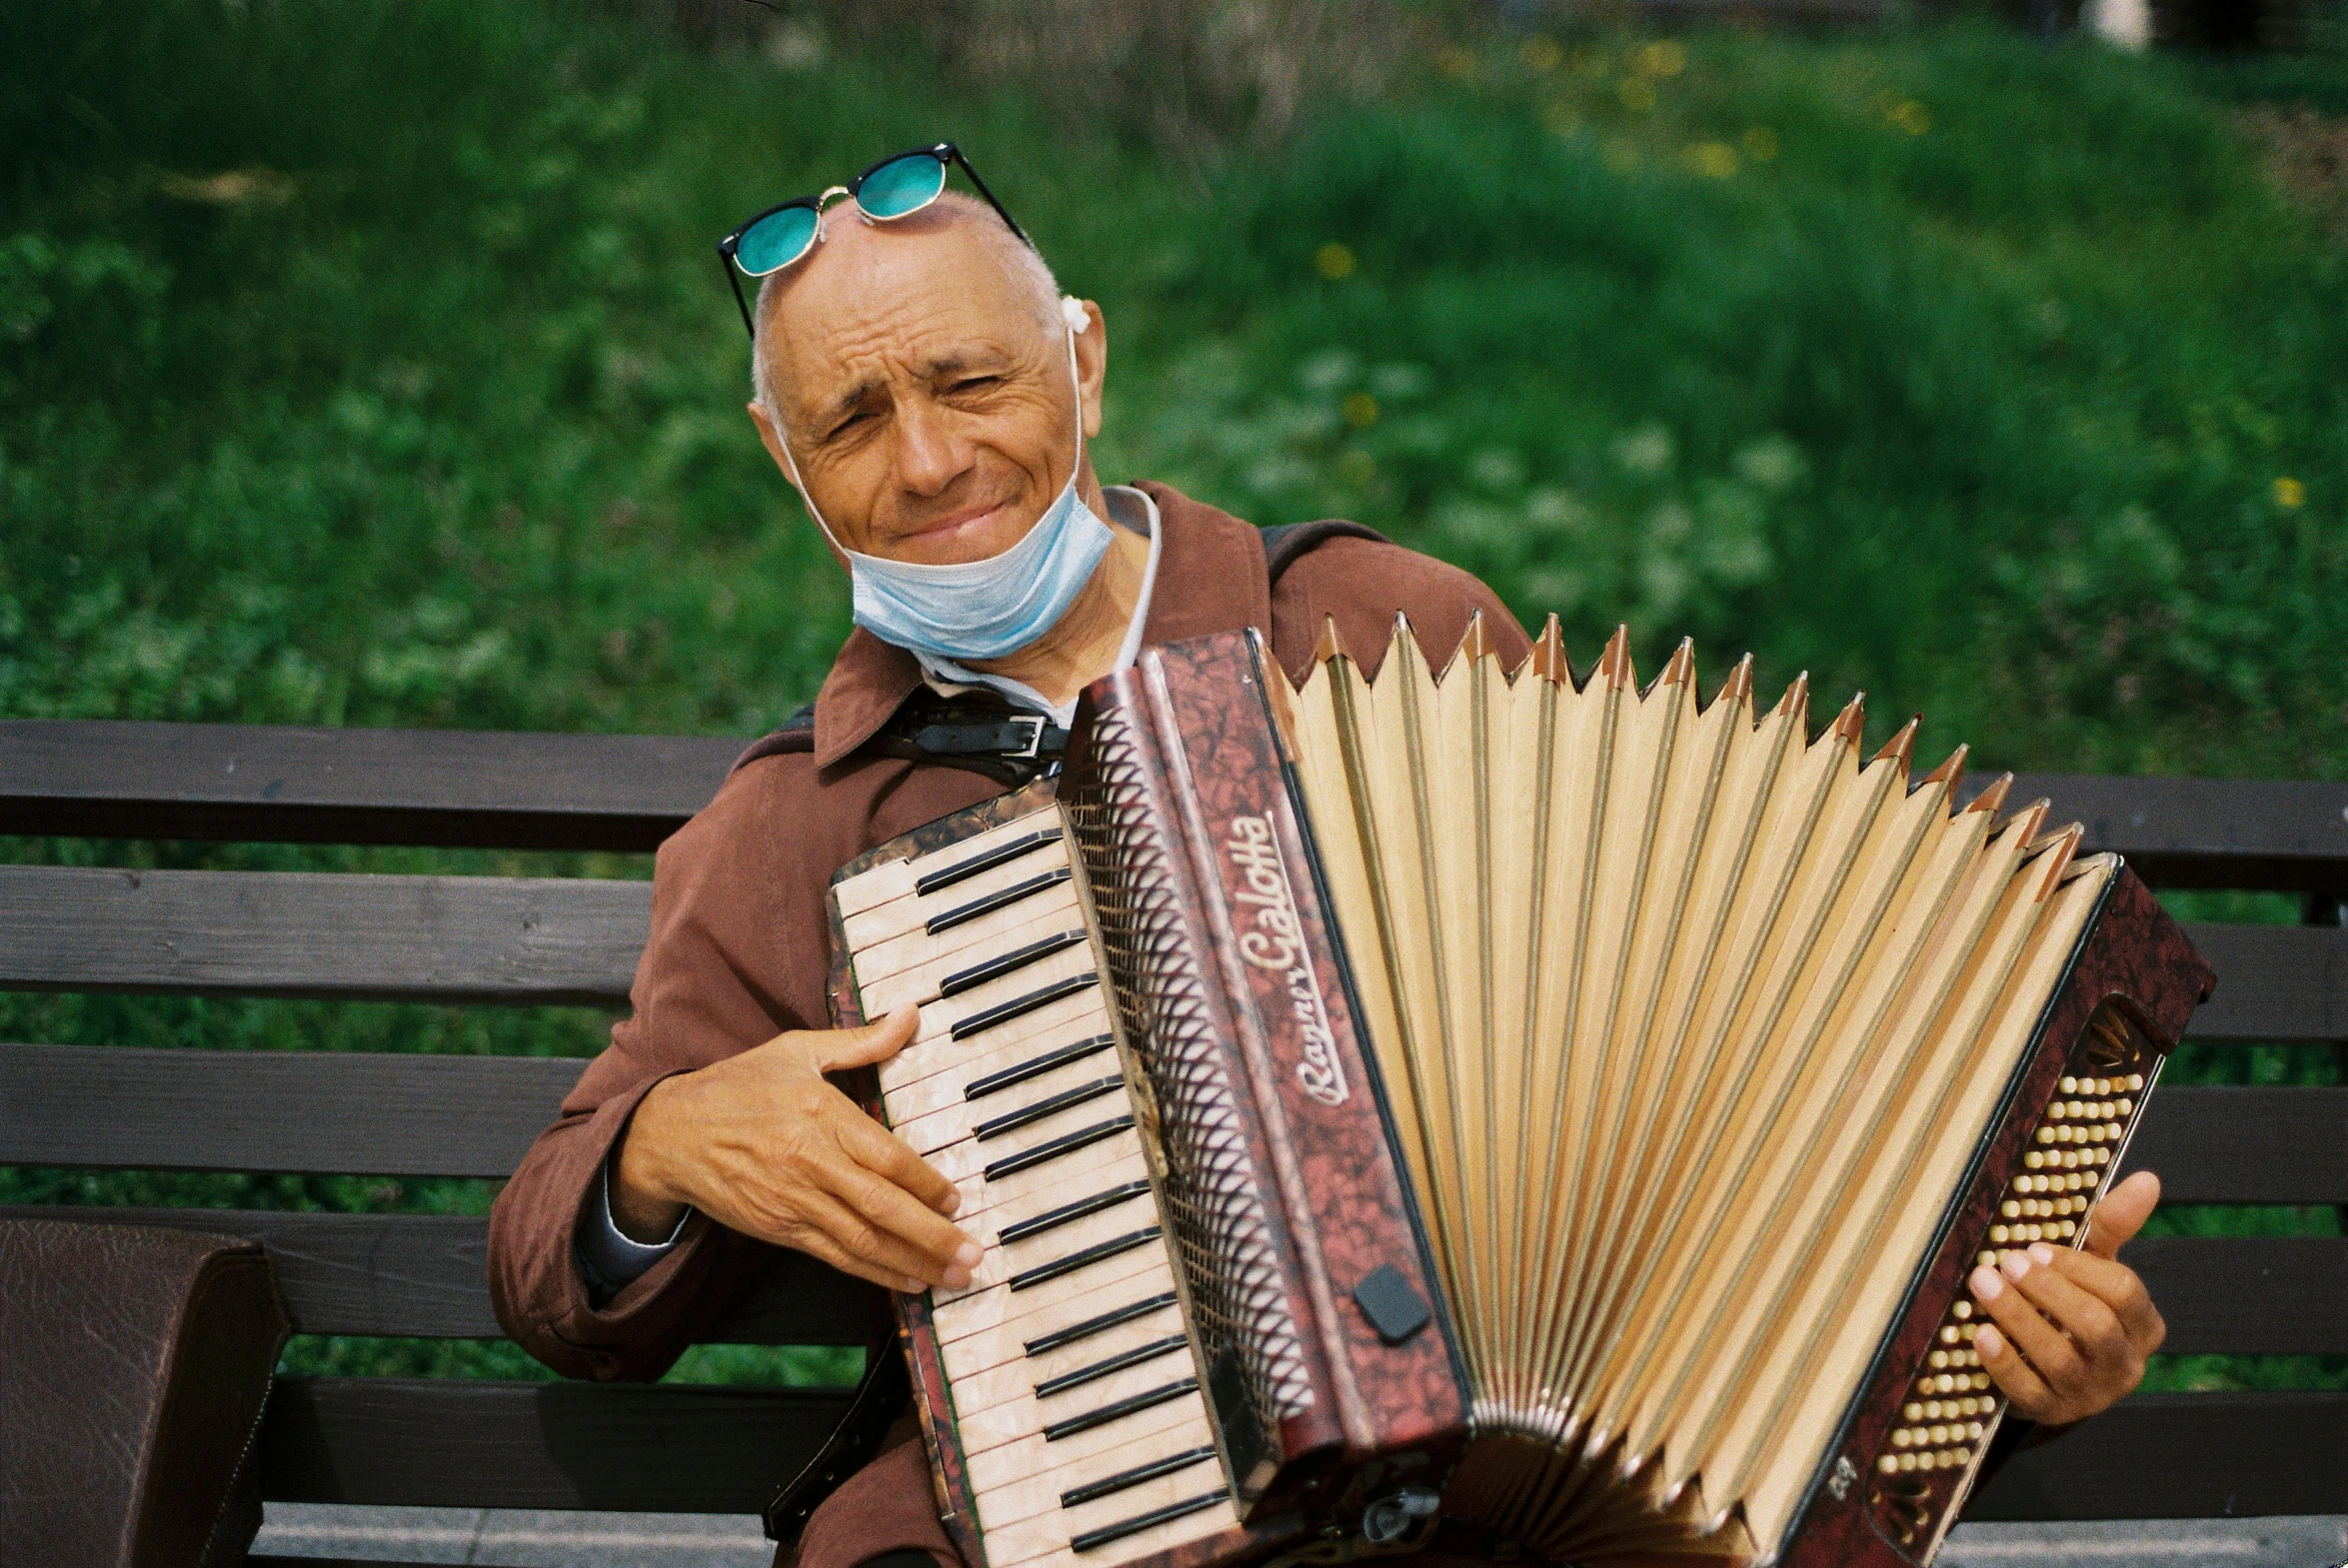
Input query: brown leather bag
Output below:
<box><xmin>0</xmin><ymin>1218</ymin><xmax>290</xmax><ymax>1567</ymax></box>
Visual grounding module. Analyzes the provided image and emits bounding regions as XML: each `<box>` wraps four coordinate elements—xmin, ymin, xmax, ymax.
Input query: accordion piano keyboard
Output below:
<box><xmin>838</xmin><ymin>807</ymin><xmax>1240</xmax><ymax>1568</ymax></box>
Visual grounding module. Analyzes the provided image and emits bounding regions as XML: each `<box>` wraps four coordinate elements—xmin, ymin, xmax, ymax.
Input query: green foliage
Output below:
<box><xmin>4</xmin><ymin>0</ymin><xmax>2345</xmax><ymax>1392</ymax></box>
<box><xmin>1109</xmin><ymin>27</ymin><xmax>2348</xmax><ymax>779</ymax></box>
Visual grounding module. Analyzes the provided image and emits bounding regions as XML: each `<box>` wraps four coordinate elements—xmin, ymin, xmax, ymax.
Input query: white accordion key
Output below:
<box><xmin>980</xmin><ymin>1456</ymin><xmax>1231</xmax><ymax>1566</ymax></box>
<box><xmin>964</xmin><ymin>1382</ymin><xmax>1210</xmax><ymax>1494</ymax></box>
<box><xmin>974</xmin><ymin>1407</ymin><xmax>1216</xmax><ymax>1530</ymax></box>
<box><xmin>858</xmin><ymin>906</ymin><xmax>1088</xmax><ymax>1012</ymax></box>
<box><xmin>951</xmin><ymin>1137</ymin><xmax>1150</xmax><ymax>1244</ymax></box>
<box><xmin>884</xmin><ymin>1021</ymin><xmax>1121</xmax><ymax>1127</ymax></box>
<box><xmin>935</xmin><ymin>1185</ymin><xmax>1163</xmax><ymax>1302</ymax></box>
<box><xmin>885</xmin><ymin>992</ymin><xmax>1113</xmax><ymax>1095</ymax></box>
<box><xmin>984</xmin><ymin>1476</ymin><xmax>1236</xmax><ymax>1568</ymax></box>
<box><xmin>841</xmin><ymin>828</ymin><xmax>1072</xmax><ymax>950</ymax></box>
<box><xmin>855</xmin><ymin>890</ymin><xmax>1084</xmax><ymax>998</ymax></box>
<box><xmin>949</xmin><ymin>1294</ymin><xmax>1187</xmax><ymax>1413</ymax></box>
<box><xmin>934</xmin><ymin>1242</ymin><xmax>1172</xmax><ymax>1346</ymax></box>
<box><xmin>957</xmin><ymin>1340</ymin><xmax>1201</xmax><ymax>1455</ymax></box>
<box><xmin>907</xmin><ymin>940</ymin><xmax>1104</xmax><ymax>1047</ymax></box>
<box><xmin>831</xmin><ymin>808</ymin><xmax>1064</xmax><ymax>916</ymax></box>
<box><xmin>898</xmin><ymin>1053</ymin><xmax>1131</xmax><ymax>1159</ymax></box>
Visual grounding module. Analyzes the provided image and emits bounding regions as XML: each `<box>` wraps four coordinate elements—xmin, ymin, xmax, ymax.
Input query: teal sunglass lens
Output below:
<box><xmin>736</xmin><ymin>205</ymin><xmax>821</xmax><ymax>275</ymax></box>
<box><xmin>858</xmin><ymin>153</ymin><xmax>946</xmax><ymax>220</ymax></box>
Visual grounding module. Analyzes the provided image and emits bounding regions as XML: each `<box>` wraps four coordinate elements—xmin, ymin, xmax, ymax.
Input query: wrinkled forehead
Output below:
<box><xmin>758</xmin><ymin>203</ymin><xmax>1055</xmax><ymax>416</ymax></box>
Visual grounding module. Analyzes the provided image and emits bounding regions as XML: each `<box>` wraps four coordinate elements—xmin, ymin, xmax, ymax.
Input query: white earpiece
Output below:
<box><xmin>1061</xmin><ymin>296</ymin><xmax>1090</xmax><ymax>334</ymax></box>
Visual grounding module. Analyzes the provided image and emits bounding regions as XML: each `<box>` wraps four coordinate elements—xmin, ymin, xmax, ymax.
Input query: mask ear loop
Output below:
<box><xmin>777</xmin><ymin>297</ymin><xmax>1094</xmax><ymax>560</ymax></box>
<box><xmin>1060</xmin><ymin>296</ymin><xmax>1089</xmax><ymax>485</ymax></box>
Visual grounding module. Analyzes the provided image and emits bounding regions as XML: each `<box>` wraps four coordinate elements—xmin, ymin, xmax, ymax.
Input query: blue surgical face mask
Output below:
<box><xmin>781</xmin><ymin>299</ymin><xmax>1113</xmax><ymax>663</ymax></box>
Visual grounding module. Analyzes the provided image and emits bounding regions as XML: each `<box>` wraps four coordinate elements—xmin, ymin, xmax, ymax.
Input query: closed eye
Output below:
<box><xmin>950</xmin><ymin>375</ymin><xmax>1002</xmax><ymax>394</ymax></box>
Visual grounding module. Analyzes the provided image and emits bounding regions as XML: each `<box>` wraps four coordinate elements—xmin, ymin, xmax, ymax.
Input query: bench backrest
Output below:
<box><xmin>1</xmin><ymin>719</ymin><xmax>2342</xmax><ymax>1520</ymax></box>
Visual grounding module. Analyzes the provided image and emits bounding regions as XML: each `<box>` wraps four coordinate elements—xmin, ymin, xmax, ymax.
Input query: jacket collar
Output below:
<box><xmin>810</xmin><ymin>482</ymin><xmax>1267</xmax><ymax>769</ymax></box>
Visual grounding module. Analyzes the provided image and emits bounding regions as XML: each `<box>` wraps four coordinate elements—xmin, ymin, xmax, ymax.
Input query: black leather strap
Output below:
<box><xmin>763</xmin><ymin>1347</ymin><xmax>914</xmax><ymax>1544</ymax></box>
<box><xmin>908</xmin><ymin>712</ymin><xmax>1071</xmax><ymax>761</ymax></box>
<box><xmin>731</xmin><ymin>696</ymin><xmax>1065</xmax><ymax>785</ymax></box>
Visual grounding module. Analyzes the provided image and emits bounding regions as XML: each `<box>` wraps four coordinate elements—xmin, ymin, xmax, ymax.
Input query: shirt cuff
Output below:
<box><xmin>576</xmin><ymin>1151</ymin><xmax>690</xmax><ymax>1305</ymax></box>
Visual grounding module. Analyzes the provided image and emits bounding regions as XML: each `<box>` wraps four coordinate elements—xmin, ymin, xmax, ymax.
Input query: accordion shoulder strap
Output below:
<box><xmin>730</xmin><ymin>518</ymin><xmax>1390</xmax><ymax>782</ymax></box>
<box><xmin>1258</xmin><ymin>517</ymin><xmax>1388</xmax><ymax>582</ymax></box>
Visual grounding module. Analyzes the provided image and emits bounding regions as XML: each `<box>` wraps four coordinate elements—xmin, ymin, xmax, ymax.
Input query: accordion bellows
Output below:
<box><xmin>1282</xmin><ymin>616</ymin><xmax>2111</xmax><ymax>1560</ymax></box>
<box><xmin>826</xmin><ymin>618</ymin><xmax>2211</xmax><ymax>1568</ymax></box>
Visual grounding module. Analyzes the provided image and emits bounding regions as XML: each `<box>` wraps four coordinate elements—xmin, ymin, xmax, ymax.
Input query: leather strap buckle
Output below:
<box><xmin>1003</xmin><ymin>714</ymin><xmax>1048</xmax><ymax>760</ymax></box>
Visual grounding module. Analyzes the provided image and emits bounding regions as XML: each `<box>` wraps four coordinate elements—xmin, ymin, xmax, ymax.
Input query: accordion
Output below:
<box><xmin>824</xmin><ymin>622</ymin><xmax>2212</xmax><ymax>1568</ymax></box>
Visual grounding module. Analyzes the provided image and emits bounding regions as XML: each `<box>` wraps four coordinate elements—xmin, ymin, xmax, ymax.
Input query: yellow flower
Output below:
<box><xmin>1742</xmin><ymin>126</ymin><xmax>1780</xmax><ymax>162</ymax></box>
<box><xmin>2275</xmin><ymin>476</ymin><xmax>2307</xmax><ymax>508</ymax></box>
<box><xmin>1619</xmin><ymin>76</ymin><xmax>1658</xmax><ymax>113</ymax></box>
<box><xmin>1891</xmin><ymin>99</ymin><xmax>1931</xmax><ymax>136</ymax></box>
<box><xmin>1315</xmin><ymin>243</ymin><xmax>1357</xmax><ymax>282</ymax></box>
<box><xmin>1638</xmin><ymin>40</ymin><xmax>1687</xmax><ymax>78</ymax></box>
<box><xmin>1341</xmin><ymin>392</ymin><xmax>1380</xmax><ymax>429</ymax></box>
<box><xmin>1520</xmin><ymin>35</ymin><xmax>1562</xmax><ymax>73</ymax></box>
<box><xmin>1687</xmin><ymin>142</ymin><xmax>1738</xmax><ymax>179</ymax></box>
<box><xmin>1435</xmin><ymin>44</ymin><xmax>1476</xmax><ymax>80</ymax></box>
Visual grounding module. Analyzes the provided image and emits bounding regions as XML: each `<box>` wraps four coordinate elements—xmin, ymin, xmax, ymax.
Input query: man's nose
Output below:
<box><xmin>891</xmin><ymin>398</ymin><xmax>973</xmax><ymax>498</ymax></box>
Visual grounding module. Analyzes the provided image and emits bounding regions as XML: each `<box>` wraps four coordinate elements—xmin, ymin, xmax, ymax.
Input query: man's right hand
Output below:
<box><xmin>611</xmin><ymin>1004</ymin><xmax>981</xmax><ymax>1293</ymax></box>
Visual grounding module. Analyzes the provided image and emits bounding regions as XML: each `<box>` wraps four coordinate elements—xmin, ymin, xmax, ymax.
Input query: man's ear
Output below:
<box><xmin>1071</xmin><ymin>300</ymin><xmax>1107</xmax><ymax>441</ymax></box>
<box><xmin>747</xmin><ymin>398</ymin><xmax>803</xmax><ymax>489</ymax></box>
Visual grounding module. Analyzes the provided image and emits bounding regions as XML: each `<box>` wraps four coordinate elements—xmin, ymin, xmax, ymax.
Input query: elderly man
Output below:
<box><xmin>487</xmin><ymin>145</ymin><xmax>2166</xmax><ymax>1568</ymax></box>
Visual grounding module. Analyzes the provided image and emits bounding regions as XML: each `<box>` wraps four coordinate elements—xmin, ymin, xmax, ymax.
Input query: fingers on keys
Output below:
<box><xmin>797</xmin><ymin>1185</ymin><xmax>972</xmax><ymax>1293</ymax></box>
<box><xmin>837</xmin><ymin>1109</ymin><xmax>964</xmax><ymax>1217</ymax></box>
<box><xmin>1968</xmin><ymin>1242</ymin><xmax>2160</xmax><ymax>1421</ymax></box>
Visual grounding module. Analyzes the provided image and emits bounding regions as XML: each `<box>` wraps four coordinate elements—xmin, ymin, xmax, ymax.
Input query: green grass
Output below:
<box><xmin>4</xmin><ymin>1</ymin><xmax>2345</xmax><ymax>1391</ymax></box>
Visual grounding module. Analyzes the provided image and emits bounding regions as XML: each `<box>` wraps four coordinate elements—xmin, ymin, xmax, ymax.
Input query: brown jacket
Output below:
<box><xmin>485</xmin><ymin>483</ymin><xmax>1528</xmax><ymax>1560</ymax></box>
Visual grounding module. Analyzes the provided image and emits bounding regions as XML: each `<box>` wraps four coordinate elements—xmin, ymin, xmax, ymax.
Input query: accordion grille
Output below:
<box><xmin>1065</xmin><ymin>703</ymin><xmax>1316</xmax><ymax>1438</ymax></box>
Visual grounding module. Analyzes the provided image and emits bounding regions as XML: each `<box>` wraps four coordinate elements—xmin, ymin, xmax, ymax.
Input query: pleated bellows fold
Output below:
<box><xmin>1283</xmin><ymin>617</ymin><xmax>2111</xmax><ymax>1563</ymax></box>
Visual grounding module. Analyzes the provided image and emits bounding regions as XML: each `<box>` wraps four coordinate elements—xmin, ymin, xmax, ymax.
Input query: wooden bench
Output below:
<box><xmin>2</xmin><ymin>719</ymin><xmax>2344</xmax><ymax>1561</ymax></box>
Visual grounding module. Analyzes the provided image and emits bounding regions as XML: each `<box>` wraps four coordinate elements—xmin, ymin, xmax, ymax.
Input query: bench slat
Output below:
<box><xmin>0</xmin><ymin>1044</ymin><xmax>584</xmax><ymax>1177</ymax></box>
<box><xmin>13</xmin><ymin>1206</ymin><xmax>2323</xmax><ymax>1354</ymax></box>
<box><xmin>0</xmin><ymin>721</ymin><xmax>743</xmax><ymax>851</ymax></box>
<box><xmin>1967</xmin><ymin>772</ymin><xmax>2348</xmax><ymax>891</ymax></box>
<box><xmin>2121</xmin><ymin>1085</ymin><xmax>2348</xmax><ymax>1204</ymax></box>
<box><xmin>6</xmin><ymin>868</ymin><xmax>2338</xmax><ymax>1043</ymax></box>
<box><xmin>2182</xmin><ymin>922</ymin><xmax>2348</xmax><ymax>1040</ymax></box>
<box><xmin>0</xmin><ymin>1206</ymin><xmax>876</xmax><ymax>1344</ymax></box>
<box><xmin>11</xmin><ymin>722</ymin><xmax>2346</xmax><ymax>887</ymax></box>
<box><xmin>11</xmin><ymin>1046</ymin><xmax>2338</xmax><ymax>1202</ymax></box>
<box><xmin>251</xmin><ymin>1380</ymin><xmax>2343</xmax><ymax>1519</ymax></box>
<box><xmin>0</xmin><ymin>864</ymin><xmax>646</xmax><ymax>1004</ymax></box>
<box><xmin>1967</xmin><ymin>1390</ymin><xmax>2348</xmax><ymax>1520</ymax></box>
<box><xmin>256</xmin><ymin>1378</ymin><xmax>850</xmax><ymax>1512</ymax></box>
<box><xmin>2127</xmin><ymin>1236</ymin><xmax>2348</xmax><ymax>1355</ymax></box>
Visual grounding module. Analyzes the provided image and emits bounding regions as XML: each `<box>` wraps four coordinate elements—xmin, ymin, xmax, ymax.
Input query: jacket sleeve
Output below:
<box><xmin>487</xmin><ymin>761</ymin><xmax>809</xmax><ymax>1382</ymax></box>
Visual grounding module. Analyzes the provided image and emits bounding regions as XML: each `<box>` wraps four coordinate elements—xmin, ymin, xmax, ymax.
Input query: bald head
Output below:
<box><xmin>751</xmin><ymin>191</ymin><xmax>1062</xmax><ymax>422</ymax></box>
<box><xmin>739</xmin><ymin>182</ymin><xmax>1109</xmax><ymax>571</ymax></box>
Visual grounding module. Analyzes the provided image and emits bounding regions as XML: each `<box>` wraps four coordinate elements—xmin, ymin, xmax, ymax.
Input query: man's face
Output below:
<box><xmin>748</xmin><ymin>207</ymin><xmax>1104</xmax><ymax>568</ymax></box>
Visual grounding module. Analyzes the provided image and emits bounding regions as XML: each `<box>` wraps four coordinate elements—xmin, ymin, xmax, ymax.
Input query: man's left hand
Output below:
<box><xmin>1967</xmin><ymin>1167</ymin><xmax>2166</xmax><ymax>1426</ymax></box>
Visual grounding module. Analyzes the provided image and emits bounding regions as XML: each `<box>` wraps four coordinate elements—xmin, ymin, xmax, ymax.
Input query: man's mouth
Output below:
<box><xmin>900</xmin><ymin>499</ymin><xmax>1015</xmax><ymax>550</ymax></box>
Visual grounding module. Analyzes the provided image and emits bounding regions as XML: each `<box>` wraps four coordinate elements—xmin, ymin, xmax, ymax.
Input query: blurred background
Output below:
<box><xmin>3</xmin><ymin>0</ymin><xmax>2343</xmax><ymax>1486</ymax></box>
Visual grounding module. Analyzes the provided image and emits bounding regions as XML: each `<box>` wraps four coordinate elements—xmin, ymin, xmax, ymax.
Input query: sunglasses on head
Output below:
<box><xmin>718</xmin><ymin>141</ymin><xmax>1032</xmax><ymax>337</ymax></box>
